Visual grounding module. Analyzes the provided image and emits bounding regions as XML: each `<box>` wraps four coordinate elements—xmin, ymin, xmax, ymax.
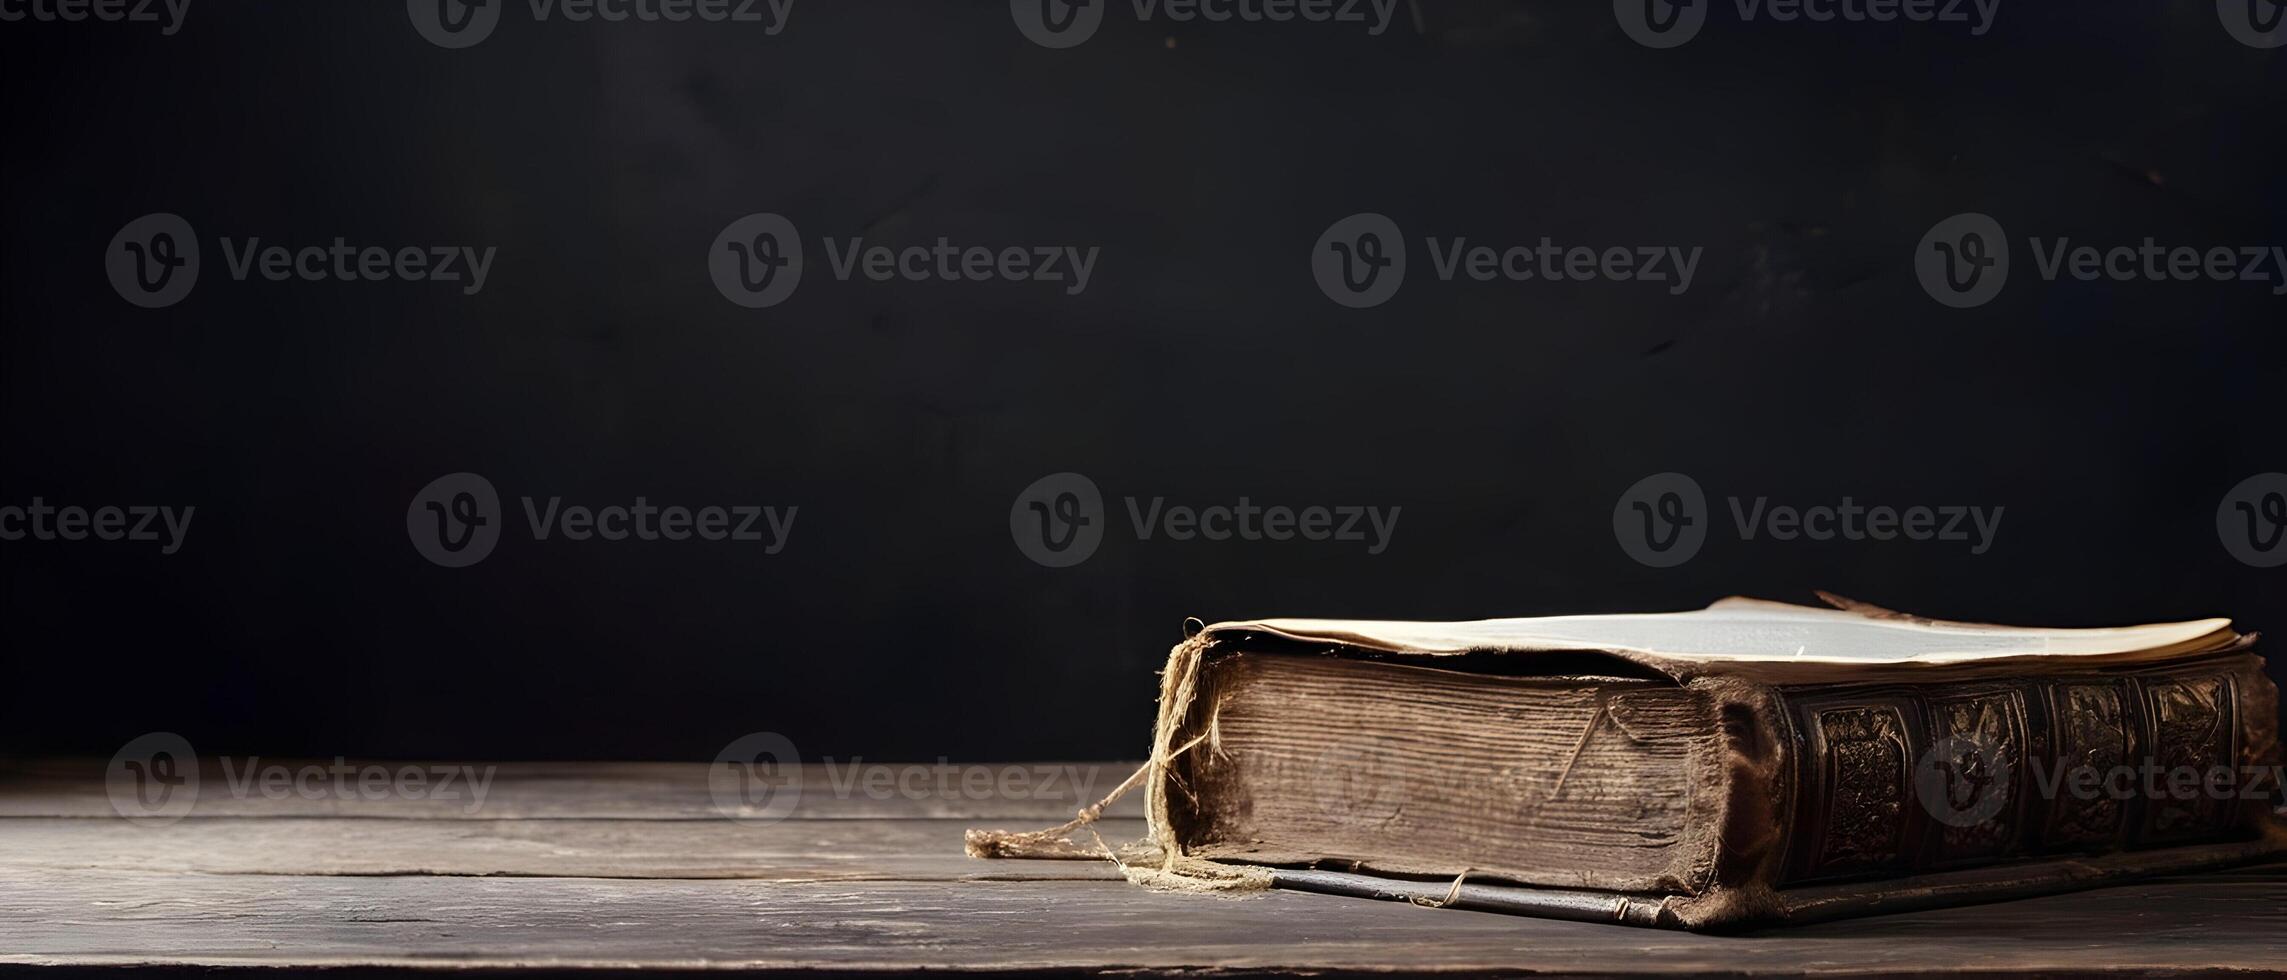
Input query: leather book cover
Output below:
<box><xmin>1124</xmin><ymin>597</ymin><xmax>2287</xmax><ymax>930</ymax></box>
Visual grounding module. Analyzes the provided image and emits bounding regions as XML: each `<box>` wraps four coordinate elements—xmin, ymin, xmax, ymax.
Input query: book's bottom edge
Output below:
<box><xmin>1271</xmin><ymin>868</ymin><xmax>1679</xmax><ymax>927</ymax></box>
<box><xmin>1260</xmin><ymin>834</ymin><xmax>2287</xmax><ymax>931</ymax></box>
<box><xmin>1765</xmin><ymin>833</ymin><xmax>2287</xmax><ymax>930</ymax></box>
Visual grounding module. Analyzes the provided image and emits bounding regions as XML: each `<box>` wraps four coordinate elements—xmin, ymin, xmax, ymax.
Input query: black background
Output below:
<box><xmin>3</xmin><ymin>0</ymin><xmax>2283</xmax><ymax>763</ymax></box>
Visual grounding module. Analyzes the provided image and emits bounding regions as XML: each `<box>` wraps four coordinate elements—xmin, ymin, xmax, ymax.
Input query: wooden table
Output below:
<box><xmin>5</xmin><ymin>757</ymin><xmax>2286</xmax><ymax>977</ymax></box>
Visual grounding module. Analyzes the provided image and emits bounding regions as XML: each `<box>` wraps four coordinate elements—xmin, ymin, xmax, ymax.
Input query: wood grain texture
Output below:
<box><xmin>3</xmin><ymin>866</ymin><xmax>2287</xmax><ymax>974</ymax></box>
<box><xmin>0</xmin><ymin>816</ymin><xmax>1137</xmax><ymax>881</ymax></box>
<box><xmin>0</xmin><ymin>758</ymin><xmax>1145</xmax><ymax>821</ymax></box>
<box><xmin>4</xmin><ymin>757</ymin><xmax>2286</xmax><ymax>976</ymax></box>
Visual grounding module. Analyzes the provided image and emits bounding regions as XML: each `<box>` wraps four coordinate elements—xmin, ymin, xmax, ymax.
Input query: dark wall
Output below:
<box><xmin>4</xmin><ymin>0</ymin><xmax>2284</xmax><ymax>763</ymax></box>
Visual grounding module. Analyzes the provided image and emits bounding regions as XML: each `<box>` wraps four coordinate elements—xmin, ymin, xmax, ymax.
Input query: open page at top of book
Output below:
<box><xmin>1199</xmin><ymin>596</ymin><xmax>2241</xmax><ymax>668</ymax></box>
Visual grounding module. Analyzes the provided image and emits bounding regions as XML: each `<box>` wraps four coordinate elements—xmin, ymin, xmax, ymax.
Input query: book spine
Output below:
<box><xmin>1771</xmin><ymin>654</ymin><xmax>2280</xmax><ymax>885</ymax></box>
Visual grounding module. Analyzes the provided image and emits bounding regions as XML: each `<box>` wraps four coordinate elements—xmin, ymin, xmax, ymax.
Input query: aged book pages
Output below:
<box><xmin>1175</xmin><ymin>654</ymin><xmax>1713</xmax><ymax>893</ymax></box>
<box><xmin>1201</xmin><ymin>596</ymin><xmax>2241</xmax><ymax>674</ymax></box>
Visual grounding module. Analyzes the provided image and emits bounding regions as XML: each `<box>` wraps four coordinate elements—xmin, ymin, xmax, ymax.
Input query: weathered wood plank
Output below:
<box><xmin>0</xmin><ymin>758</ymin><xmax>1144</xmax><ymax>821</ymax></box>
<box><xmin>6</xmin><ymin>758</ymin><xmax>2285</xmax><ymax>974</ymax></box>
<box><xmin>2</xmin><ymin>867</ymin><xmax>2285</xmax><ymax>974</ymax></box>
<box><xmin>0</xmin><ymin>816</ymin><xmax>1136</xmax><ymax>881</ymax></box>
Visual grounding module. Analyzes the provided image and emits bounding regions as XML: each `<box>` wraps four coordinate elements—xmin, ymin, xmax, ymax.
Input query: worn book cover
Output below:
<box><xmin>980</xmin><ymin>596</ymin><xmax>2287</xmax><ymax>930</ymax></box>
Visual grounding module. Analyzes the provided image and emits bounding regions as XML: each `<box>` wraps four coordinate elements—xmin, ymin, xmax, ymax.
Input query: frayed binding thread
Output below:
<box><xmin>964</xmin><ymin>633</ymin><xmax>1274</xmax><ymax>894</ymax></box>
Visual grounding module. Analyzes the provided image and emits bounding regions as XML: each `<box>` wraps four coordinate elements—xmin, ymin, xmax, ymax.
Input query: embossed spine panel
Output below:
<box><xmin>1774</xmin><ymin>654</ymin><xmax>2278</xmax><ymax>888</ymax></box>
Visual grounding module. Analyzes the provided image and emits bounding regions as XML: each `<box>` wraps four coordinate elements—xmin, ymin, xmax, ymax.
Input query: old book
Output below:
<box><xmin>1139</xmin><ymin>596</ymin><xmax>2287</xmax><ymax>929</ymax></box>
